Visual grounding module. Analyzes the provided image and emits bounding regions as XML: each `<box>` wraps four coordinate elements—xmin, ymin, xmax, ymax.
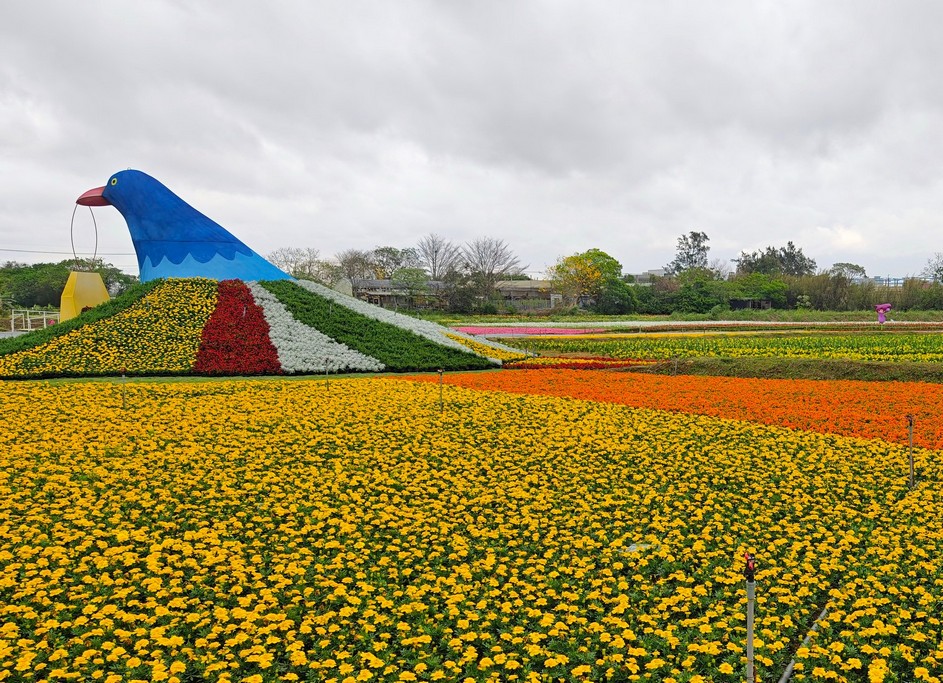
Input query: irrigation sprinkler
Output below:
<box><xmin>776</xmin><ymin>605</ymin><xmax>829</xmax><ymax>683</ymax></box>
<box><xmin>121</xmin><ymin>368</ymin><xmax>127</xmax><ymax>410</ymax></box>
<box><xmin>907</xmin><ymin>414</ymin><xmax>915</xmax><ymax>488</ymax></box>
<box><xmin>438</xmin><ymin>369</ymin><xmax>444</xmax><ymax>412</ymax></box>
<box><xmin>744</xmin><ymin>552</ymin><xmax>757</xmax><ymax>683</ymax></box>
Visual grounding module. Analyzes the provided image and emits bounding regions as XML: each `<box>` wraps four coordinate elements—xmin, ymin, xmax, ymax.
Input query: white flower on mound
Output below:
<box><xmin>294</xmin><ymin>280</ymin><xmax>518</xmax><ymax>362</ymax></box>
<box><xmin>247</xmin><ymin>282</ymin><xmax>384</xmax><ymax>373</ymax></box>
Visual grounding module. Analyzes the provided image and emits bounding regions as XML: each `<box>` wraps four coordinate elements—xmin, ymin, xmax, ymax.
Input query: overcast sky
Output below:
<box><xmin>2</xmin><ymin>1</ymin><xmax>943</xmax><ymax>279</ymax></box>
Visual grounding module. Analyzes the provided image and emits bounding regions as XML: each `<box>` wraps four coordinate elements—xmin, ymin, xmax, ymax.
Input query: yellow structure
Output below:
<box><xmin>59</xmin><ymin>272</ymin><xmax>110</xmax><ymax>321</ymax></box>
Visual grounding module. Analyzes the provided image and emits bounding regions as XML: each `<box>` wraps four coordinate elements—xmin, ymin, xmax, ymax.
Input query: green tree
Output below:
<box><xmin>335</xmin><ymin>249</ymin><xmax>376</xmax><ymax>280</ymax></box>
<box><xmin>830</xmin><ymin>262</ymin><xmax>867</xmax><ymax>279</ymax></box>
<box><xmin>547</xmin><ymin>254</ymin><xmax>604</xmax><ymax>305</ymax></box>
<box><xmin>371</xmin><ymin>246</ymin><xmax>420</xmax><ymax>279</ymax></box>
<box><xmin>391</xmin><ymin>267</ymin><xmax>430</xmax><ymax>308</ymax></box>
<box><xmin>735</xmin><ymin>242</ymin><xmax>816</xmax><ymax>276</ymax></box>
<box><xmin>729</xmin><ymin>272</ymin><xmax>788</xmax><ymax>308</ymax></box>
<box><xmin>548</xmin><ymin>248</ymin><xmax>635</xmax><ymax>312</ymax></box>
<box><xmin>665</xmin><ymin>231</ymin><xmax>710</xmax><ymax>275</ymax></box>
<box><xmin>595</xmin><ymin>278</ymin><xmax>638</xmax><ymax>314</ymax></box>
<box><xmin>674</xmin><ymin>269</ymin><xmax>728</xmax><ymax>313</ymax></box>
<box><xmin>0</xmin><ymin>259</ymin><xmax>135</xmax><ymax>308</ymax></box>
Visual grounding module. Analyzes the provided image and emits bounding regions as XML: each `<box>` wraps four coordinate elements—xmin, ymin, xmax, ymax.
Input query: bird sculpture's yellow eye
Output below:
<box><xmin>110</xmin><ymin>178</ymin><xmax>118</xmax><ymax>185</ymax></box>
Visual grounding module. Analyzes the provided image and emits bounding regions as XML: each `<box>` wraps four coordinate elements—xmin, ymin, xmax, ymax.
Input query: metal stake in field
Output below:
<box><xmin>744</xmin><ymin>552</ymin><xmax>757</xmax><ymax>683</ymax></box>
<box><xmin>121</xmin><ymin>367</ymin><xmax>127</xmax><ymax>410</ymax></box>
<box><xmin>438</xmin><ymin>368</ymin><xmax>444</xmax><ymax>412</ymax></box>
<box><xmin>906</xmin><ymin>414</ymin><xmax>915</xmax><ymax>488</ymax></box>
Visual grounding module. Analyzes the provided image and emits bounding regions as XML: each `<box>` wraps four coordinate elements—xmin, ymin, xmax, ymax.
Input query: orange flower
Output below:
<box><xmin>401</xmin><ymin>369</ymin><xmax>943</xmax><ymax>448</ymax></box>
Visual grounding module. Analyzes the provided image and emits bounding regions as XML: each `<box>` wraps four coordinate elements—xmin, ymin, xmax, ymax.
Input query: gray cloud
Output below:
<box><xmin>2</xmin><ymin>0</ymin><xmax>943</xmax><ymax>278</ymax></box>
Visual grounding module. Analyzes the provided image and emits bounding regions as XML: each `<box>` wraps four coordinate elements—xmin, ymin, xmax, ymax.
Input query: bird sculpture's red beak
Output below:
<box><xmin>76</xmin><ymin>186</ymin><xmax>110</xmax><ymax>206</ymax></box>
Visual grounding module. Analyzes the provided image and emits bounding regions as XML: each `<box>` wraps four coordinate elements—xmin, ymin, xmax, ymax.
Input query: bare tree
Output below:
<box><xmin>709</xmin><ymin>257</ymin><xmax>732</xmax><ymax>280</ymax></box>
<box><xmin>921</xmin><ymin>252</ymin><xmax>943</xmax><ymax>282</ymax></box>
<box><xmin>461</xmin><ymin>237</ymin><xmax>526</xmax><ymax>295</ymax></box>
<box><xmin>267</xmin><ymin>247</ymin><xmax>338</xmax><ymax>283</ymax></box>
<box><xmin>335</xmin><ymin>249</ymin><xmax>376</xmax><ymax>280</ymax></box>
<box><xmin>416</xmin><ymin>233</ymin><xmax>462</xmax><ymax>279</ymax></box>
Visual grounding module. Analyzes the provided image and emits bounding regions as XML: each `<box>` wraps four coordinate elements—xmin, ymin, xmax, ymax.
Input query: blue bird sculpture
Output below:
<box><xmin>77</xmin><ymin>169</ymin><xmax>291</xmax><ymax>282</ymax></box>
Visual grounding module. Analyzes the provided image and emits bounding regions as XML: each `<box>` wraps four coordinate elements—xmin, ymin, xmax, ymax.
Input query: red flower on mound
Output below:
<box><xmin>195</xmin><ymin>280</ymin><xmax>282</xmax><ymax>375</ymax></box>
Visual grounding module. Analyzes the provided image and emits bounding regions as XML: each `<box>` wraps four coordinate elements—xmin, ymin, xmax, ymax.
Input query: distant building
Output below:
<box><xmin>630</xmin><ymin>269</ymin><xmax>666</xmax><ymax>286</ymax></box>
<box><xmin>729</xmin><ymin>298</ymin><xmax>772</xmax><ymax>310</ymax></box>
<box><xmin>350</xmin><ymin>278</ymin><xmax>445</xmax><ymax>310</ymax></box>
<box><xmin>495</xmin><ymin>280</ymin><xmax>560</xmax><ymax>310</ymax></box>
<box><xmin>869</xmin><ymin>276</ymin><xmax>935</xmax><ymax>287</ymax></box>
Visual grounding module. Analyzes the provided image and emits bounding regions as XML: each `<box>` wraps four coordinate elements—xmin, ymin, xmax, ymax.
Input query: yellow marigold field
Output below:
<box><xmin>0</xmin><ymin>378</ymin><xmax>940</xmax><ymax>682</ymax></box>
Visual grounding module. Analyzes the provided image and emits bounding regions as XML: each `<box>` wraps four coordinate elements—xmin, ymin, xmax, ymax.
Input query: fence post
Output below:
<box><xmin>745</xmin><ymin>552</ymin><xmax>757</xmax><ymax>683</ymax></box>
<box><xmin>438</xmin><ymin>369</ymin><xmax>444</xmax><ymax>412</ymax></box>
<box><xmin>907</xmin><ymin>414</ymin><xmax>915</xmax><ymax>488</ymax></box>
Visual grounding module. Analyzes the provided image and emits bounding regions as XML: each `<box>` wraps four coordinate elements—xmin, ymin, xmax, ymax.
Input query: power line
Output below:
<box><xmin>0</xmin><ymin>247</ymin><xmax>135</xmax><ymax>256</ymax></box>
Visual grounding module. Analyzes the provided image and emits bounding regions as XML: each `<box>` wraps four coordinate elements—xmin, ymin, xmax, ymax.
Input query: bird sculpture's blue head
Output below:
<box><xmin>77</xmin><ymin>169</ymin><xmax>291</xmax><ymax>283</ymax></box>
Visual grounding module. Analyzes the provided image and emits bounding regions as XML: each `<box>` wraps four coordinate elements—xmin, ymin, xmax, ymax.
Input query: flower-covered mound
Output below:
<box><xmin>0</xmin><ymin>377</ymin><xmax>940</xmax><ymax>682</ymax></box>
<box><xmin>0</xmin><ymin>279</ymin><xmax>517</xmax><ymax>378</ymax></box>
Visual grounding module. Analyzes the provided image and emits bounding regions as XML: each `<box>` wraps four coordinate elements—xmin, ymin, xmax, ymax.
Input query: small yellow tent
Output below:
<box><xmin>60</xmin><ymin>272</ymin><xmax>110</xmax><ymax>321</ymax></box>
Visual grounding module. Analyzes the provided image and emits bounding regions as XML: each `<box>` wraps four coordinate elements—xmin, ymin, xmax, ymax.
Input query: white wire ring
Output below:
<box><xmin>70</xmin><ymin>204</ymin><xmax>99</xmax><ymax>265</ymax></box>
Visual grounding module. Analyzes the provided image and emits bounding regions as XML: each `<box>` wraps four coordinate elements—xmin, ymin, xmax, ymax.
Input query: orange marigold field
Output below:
<box><xmin>404</xmin><ymin>369</ymin><xmax>943</xmax><ymax>449</ymax></box>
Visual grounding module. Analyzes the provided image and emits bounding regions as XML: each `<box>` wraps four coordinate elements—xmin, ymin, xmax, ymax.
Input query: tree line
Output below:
<box><xmin>0</xmin><ymin>259</ymin><xmax>138</xmax><ymax>310</ymax></box>
<box><xmin>267</xmin><ymin>236</ymin><xmax>528</xmax><ymax>314</ymax></box>
<box><xmin>551</xmin><ymin>232</ymin><xmax>943</xmax><ymax>315</ymax></box>
<box><xmin>6</xmin><ymin>230</ymin><xmax>943</xmax><ymax>314</ymax></box>
<box><xmin>270</xmin><ymin>230</ymin><xmax>943</xmax><ymax>314</ymax></box>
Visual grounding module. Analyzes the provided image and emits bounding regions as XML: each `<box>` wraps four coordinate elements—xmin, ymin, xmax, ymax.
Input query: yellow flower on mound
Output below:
<box><xmin>0</xmin><ymin>278</ymin><xmax>218</xmax><ymax>377</ymax></box>
<box><xmin>446</xmin><ymin>333</ymin><xmax>530</xmax><ymax>362</ymax></box>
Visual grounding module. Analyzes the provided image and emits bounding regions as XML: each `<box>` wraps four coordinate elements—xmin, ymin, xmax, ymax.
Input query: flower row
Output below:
<box><xmin>445</xmin><ymin>333</ymin><xmax>531</xmax><ymax>362</ymax></box>
<box><xmin>504</xmin><ymin>356</ymin><xmax>657</xmax><ymax>370</ymax></box>
<box><xmin>509</xmin><ymin>331</ymin><xmax>943</xmax><ymax>363</ymax></box>
<box><xmin>407</xmin><ymin>368</ymin><xmax>943</xmax><ymax>449</ymax></box>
